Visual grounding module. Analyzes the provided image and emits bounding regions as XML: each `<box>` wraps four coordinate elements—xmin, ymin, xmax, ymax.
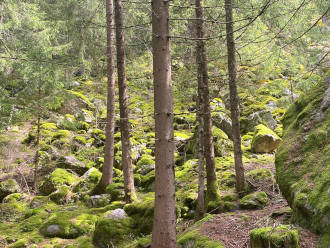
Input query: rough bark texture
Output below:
<box><xmin>114</xmin><ymin>0</ymin><xmax>136</xmax><ymax>203</ymax></box>
<box><xmin>151</xmin><ymin>0</ymin><xmax>176</xmax><ymax>247</ymax></box>
<box><xmin>195</xmin><ymin>0</ymin><xmax>220</xmax><ymax>204</ymax></box>
<box><xmin>225</xmin><ymin>0</ymin><xmax>246</xmax><ymax>195</ymax></box>
<box><xmin>99</xmin><ymin>0</ymin><xmax>116</xmax><ymax>191</ymax></box>
<box><xmin>195</xmin><ymin>96</ymin><xmax>205</xmax><ymax>220</ymax></box>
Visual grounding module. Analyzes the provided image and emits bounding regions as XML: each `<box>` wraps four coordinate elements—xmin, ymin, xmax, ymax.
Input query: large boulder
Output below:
<box><xmin>251</xmin><ymin>124</ymin><xmax>281</xmax><ymax>153</ymax></box>
<box><xmin>241</xmin><ymin>109</ymin><xmax>277</xmax><ymax>133</ymax></box>
<box><xmin>93</xmin><ymin>209</ymin><xmax>133</xmax><ymax>247</ymax></box>
<box><xmin>39</xmin><ymin>212</ymin><xmax>84</xmax><ymax>239</ymax></box>
<box><xmin>212</xmin><ymin>112</ymin><xmax>233</xmax><ymax>140</ymax></box>
<box><xmin>0</xmin><ymin>179</ymin><xmax>20</xmax><ymax>202</ymax></box>
<box><xmin>250</xmin><ymin>225</ymin><xmax>299</xmax><ymax>248</ymax></box>
<box><xmin>275</xmin><ymin>79</ymin><xmax>330</xmax><ymax>238</ymax></box>
<box><xmin>57</xmin><ymin>155</ymin><xmax>90</xmax><ymax>175</ymax></box>
<box><xmin>239</xmin><ymin>191</ymin><xmax>269</xmax><ymax>209</ymax></box>
<box><xmin>39</xmin><ymin>168</ymin><xmax>78</xmax><ymax>196</ymax></box>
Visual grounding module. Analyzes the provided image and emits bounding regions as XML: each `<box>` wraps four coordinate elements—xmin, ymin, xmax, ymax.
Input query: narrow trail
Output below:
<box><xmin>199</xmin><ymin>160</ymin><xmax>320</xmax><ymax>248</ymax></box>
<box><xmin>0</xmin><ymin>123</ymin><xmax>33</xmax><ymax>187</ymax></box>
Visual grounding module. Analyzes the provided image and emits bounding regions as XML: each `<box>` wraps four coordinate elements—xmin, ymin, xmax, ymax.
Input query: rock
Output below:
<box><xmin>0</xmin><ymin>179</ymin><xmax>20</xmax><ymax>202</ymax></box>
<box><xmin>93</xmin><ymin>217</ymin><xmax>133</xmax><ymax>247</ymax></box>
<box><xmin>49</xmin><ymin>185</ymin><xmax>73</xmax><ymax>205</ymax></box>
<box><xmin>212</xmin><ymin>112</ymin><xmax>233</xmax><ymax>140</ymax></box>
<box><xmin>57</xmin><ymin>155</ymin><xmax>90</xmax><ymax>175</ymax></box>
<box><xmin>136</xmin><ymin>155</ymin><xmax>155</xmax><ymax>175</ymax></box>
<box><xmin>39</xmin><ymin>168</ymin><xmax>78</xmax><ymax>196</ymax></box>
<box><xmin>275</xmin><ymin>79</ymin><xmax>330</xmax><ymax>236</ymax></box>
<box><xmin>250</xmin><ymin>225</ymin><xmax>299</xmax><ymax>248</ymax></box>
<box><xmin>104</xmin><ymin>208</ymin><xmax>127</xmax><ymax>220</ymax></box>
<box><xmin>251</xmin><ymin>124</ymin><xmax>281</xmax><ymax>153</ymax></box>
<box><xmin>40</xmin><ymin>212</ymin><xmax>83</xmax><ymax>239</ymax></box>
<box><xmin>240</xmin><ymin>191</ymin><xmax>269</xmax><ymax>209</ymax></box>
<box><xmin>73</xmin><ymin>167</ymin><xmax>102</xmax><ymax>193</ymax></box>
<box><xmin>241</xmin><ymin>110</ymin><xmax>277</xmax><ymax>133</ymax></box>
<box><xmin>3</xmin><ymin>193</ymin><xmax>29</xmax><ymax>204</ymax></box>
<box><xmin>90</xmin><ymin>194</ymin><xmax>111</xmax><ymax>208</ymax></box>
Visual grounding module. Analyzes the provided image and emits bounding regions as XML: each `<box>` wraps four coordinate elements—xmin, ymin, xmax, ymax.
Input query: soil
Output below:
<box><xmin>198</xmin><ymin>160</ymin><xmax>320</xmax><ymax>248</ymax></box>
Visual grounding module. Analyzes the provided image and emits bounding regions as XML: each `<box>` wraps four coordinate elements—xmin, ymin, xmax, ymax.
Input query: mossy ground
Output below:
<box><xmin>0</xmin><ymin>76</ymin><xmax>325</xmax><ymax>247</ymax></box>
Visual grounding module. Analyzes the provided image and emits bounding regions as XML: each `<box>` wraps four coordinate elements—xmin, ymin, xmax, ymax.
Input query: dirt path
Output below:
<box><xmin>0</xmin><ymin>123</ymin><xmax>33</xmax><ymax>188</ymax></box>
<box><xmin>199</xmin><ymin>161</ymin><xmax>320</xmax><ymax>248</ymax></box>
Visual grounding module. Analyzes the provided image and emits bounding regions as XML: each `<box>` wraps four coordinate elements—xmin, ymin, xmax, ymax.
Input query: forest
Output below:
<box><xmin>0</xmin><ymin>0</ymin><xmax>329</xmax><ymax>247</ymax></box>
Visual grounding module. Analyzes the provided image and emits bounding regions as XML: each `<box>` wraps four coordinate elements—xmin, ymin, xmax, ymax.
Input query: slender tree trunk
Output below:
<box><xmin>6</xmin><ymin>104</ymin><xmax>14</xmax><ymax>131</ymax></box>
<box><xmin>195</xmin><ymin>96</ymin><xmax>205</xmax><ymax>220</ymax></box>
<box><xmin>151</xmin><ymin>0</ymin><xmax>176</xmax><ymax>247</ymax></box>
<box><xmin>34</xmin><ymin>85</ymin><xmax>41</xmax><ymax>191</ymax></box>
<box><xmin>114</xmin><ymin>0</ymin><xmax>136</xmax><ymax>203</ymax></box>
<box><xmin>225</xmin><ymin>0</ymin><xmax>246</xmax><ymax>195</ymax></box>
<box><xmin>99</xmin><ymin>0</ymin><xmax>116</xmax><ymax>191</ymax></box>
<box><xmin>195</xmin><ymin>0</ymin><xmax>220</xmax><ymax>204</ymax></box>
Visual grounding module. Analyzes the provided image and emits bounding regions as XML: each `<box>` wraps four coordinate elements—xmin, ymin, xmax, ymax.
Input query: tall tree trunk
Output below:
<box><xmin>34</xmin><ymin>84</ymin><xmax>41</xmax><ymax>191</ymax></box>
<box><xmin>195</xmin><ymin>96</ymin><xmax>205</xmax><ymax>220</ymax></box>
<box><xmin>99</xmin><ymin>0</ymin><xmax>116</xmax><ymax>191</ymax></box>
<box><xmin>195</xmin><ymin>0</ymin><xmax>220</xmax><ymax>205</ymax></box>
<box><xmin>114</xmin><ymin>0</ymin><xmax>136</xmax><ymax>203</ymax></box>
<box><xmin>151</xmin><ymin>0</ymin><xmax>176</xmax><ymax>247</ymax></box>
<box><xmin>225</xmin><ymin>0</ymin><xmax>246</xmax><ymax>195</ymax></box>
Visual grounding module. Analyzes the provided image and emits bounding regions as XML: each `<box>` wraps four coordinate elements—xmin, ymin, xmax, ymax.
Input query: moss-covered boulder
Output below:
<box><xmin>40</xmin><ymin>212</ymin><xmax>84</xmax><ymax>239</ymax></box>
<box><xmin>275</xmin><ymin>79</ymin><xmax>330</xmax><ymax>236</ymax></box>
<box><xmin>251</xmin><ymin>124</ymin><xmax>281</xmax><ymax>153</ymax></box>
<box><xmin>250</xmin><ymin>225</ymin><xmax>299</xmax><ymax>248</ymax></box>
<box><xmin>0</xmin><ymin>179</ymin><xmax>20</xmax><ymax>202</ymax></box>
<box><xmin>73</xmin><ymin>168</ymin><xmax>102</xmax><ymax>193</ymax></box>
<box><xmin>49</xmin><ymin>185</ymin><xmax>74</xmax><ymax>204</ymax></box>
<box><xmin>177</xmin><ymin>229</ymin><xmax>225</xmax><ymax>248</ymax></box>
<box><xmin>239</xmin><ymin>191</ymin><xmax>269</xmax><ymax>209</ymax></box>
<box><xmin>124</xmin><ymin>194</ymin><xmax>154</xmax><ymax>234</ymax></box>
<box><xmin>39</xmin><ymin>168</ymin><xmax>78</xmax><ymax>196</ymax></box>
<box><xmin>57</xmin><ymin>155</ymin><xmax>90</xmax><ymax>175</ymax></box>
<box><xmin>92</xmin><ymin>213</ymin><xmax>133</xmax><ymax>247</ymax></box>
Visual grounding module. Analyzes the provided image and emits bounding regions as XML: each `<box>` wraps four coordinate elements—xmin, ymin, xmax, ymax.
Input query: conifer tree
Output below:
<box><xmin>114</xmin><ymin>0</ymin><xmax>136</xmax><ymax>203</ymax></box>
<box><xmin>151</xmin><ymin>0</ymin><xmax>176</xmax><ymax>247</ymax></box>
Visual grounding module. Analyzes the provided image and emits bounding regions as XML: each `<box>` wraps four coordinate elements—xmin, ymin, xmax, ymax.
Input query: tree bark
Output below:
<box><xmin>99</xmin><ymin>0</ymin><xmax>116</xmax><ymax>191</ymax></box>
<box><xmin>195</xmin><ymin>0</ymin><xmax>220</xmax><ymax>204</ymax></box>
<box><xmin>225</xmin><ymin>0</ymin><xmax>246</xmax><ymax>195</ymax></box>
<box><xmin>151</xmin><ymin>0</ymin><xmax>176</xmax><ymax>247</ymax></box>
<box><xmin>195</xmin><ymin>96</ymin><xmax>205</xmax><ymax>220</ymax></box>
<box><xmin>114</xmin><ymin>0</ymin><xmax>136</xmax><ymax>203</ymax></box>
<box><xmin>34</xmin><ymin>84</ymin><xmax>41</xmax><ymax>191</ymax></box>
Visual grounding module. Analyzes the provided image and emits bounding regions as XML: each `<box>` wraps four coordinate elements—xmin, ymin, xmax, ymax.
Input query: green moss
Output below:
<box><xmin>250</xmin><ymin>225</ymin><xmax>299</xmax><ymax>248</ymax></box>
<box><xmin>205</xmin><ymin>180</ymin><xmax>221</xmax><ymax>207</ymax></box>
<box><xmin>40</xmin><ymin>211</ymin><xmax>85</xmax><ymax>239</ymax></box>
<box><xmin>73</xmin><ymin>168</ymin><xmax>102</xmax><ymax>193</ymax></box>
<box><xmin>177</xmin><ymin>229</ymin><xmax>225</xmax><ymax>248</ymax></box>
<box><xmin>246</xmin><ymin>168</ymin><xmax>274</xmax><ymax>182</ymax></box>
<box><xmin>53</xmin><ymin>130</ymin><xmax>71</xmax><ymax>139</ymax></box>
<box><xmin>136</xmin><ymin>154</ymin><xmax>155</xmax><ymax>168</ymax></box>
<box><xmin>41</xmin><ymin>122</ymin><xmax>57</xmax><ymax>130</ymax></box>
<box><xmin>74</xmin><ymin>135</ymin><xmax>87</xmax><ymax>145</ymax></box>
<box><xmin>275</xmin><ymin>81</ymin><xmax>330</xmax><ymax>235</ymax></box>
<box><xmin>251</xmin><ymin>124</ymin><xmax>281</xmax><ymax>153</ymax></box>
<box><xmin>49</xmin><ymin>185</ymin><xmax>72</xmax><ymax>204</ymax></box>
<box><xmin>240</xmin><ymin>191</ymin><xmax>269</xmax><ymax>209</ymax></box>
<box><xmin>0</xmin><ymin>179</ymin><xmax>20</xmax><ymax>201</ymax></box>
<box><xmin>8</xmin><ymin>239</ymin><xmax>28</xmax><ymax>248</ymax></box>
<box><xmin>105</xmin><ymin>182</ymin><xmax>125</xmax><ymax>201</ymax></box>
<box><xmin>124</xmin><ymin>194</ymin><xmax>154</xmax><ymax>234</ymax></box>
<box><xmin>39</xmin><ymin>168</ymin><xmax>78</xmax><ymax>196</ymax></box>
<box><xmin>92</xmin><ymin>217</ymin><xmax>133</xmax><ymax>247</ymax></box>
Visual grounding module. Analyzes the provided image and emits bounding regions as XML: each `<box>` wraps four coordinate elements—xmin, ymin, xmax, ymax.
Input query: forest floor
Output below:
<box><xmin>0</xmin><ymin>123</ymin><xmax>33</xmax><ymax>191</ymax></box>
<box><xmin>198</xmin><ymin>159</ymin><xmax>320</xmax><ymax>248</ymax></box>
